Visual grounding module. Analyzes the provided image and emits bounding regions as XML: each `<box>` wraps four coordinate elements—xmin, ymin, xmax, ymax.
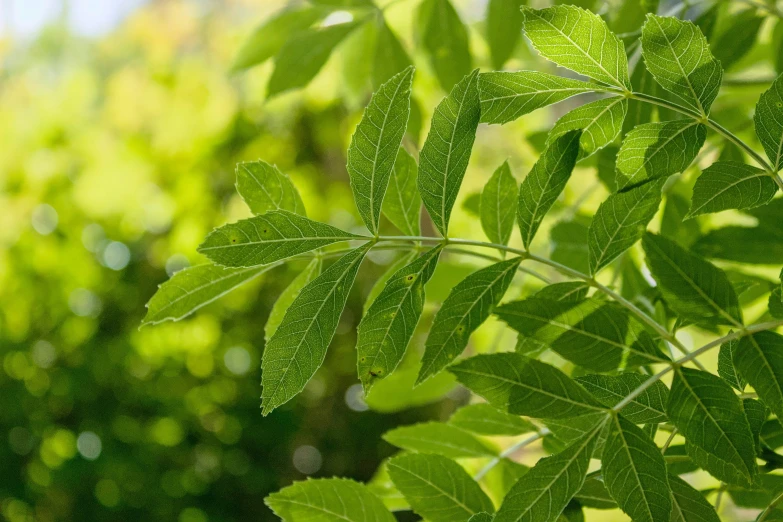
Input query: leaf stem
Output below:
<box><xmin>473</xmin><ymin>428</ymin><xmax>550</xmax><ymax>481</ymax></box>
<box><xmin>758</xmin><ymin>489</ymin><xmax>783</xmax><ymax>522</ymax></box>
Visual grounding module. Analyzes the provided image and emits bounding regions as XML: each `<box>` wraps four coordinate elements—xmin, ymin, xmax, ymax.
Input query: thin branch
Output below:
<box><xmin>473</xmin><ymin>429</ymin><xmax>550</xmax><ymax>481</ymax></box>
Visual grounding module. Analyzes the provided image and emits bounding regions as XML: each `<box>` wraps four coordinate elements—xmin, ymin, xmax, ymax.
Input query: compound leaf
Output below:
<box><xmin>588</xmin><ymin>178</ymin><xmax>664</xmax><ymax>275</ymax></box>
<box><xmin>518</xmin><ymin>130</ymin><xmax>581</xmax><ymax>249</ymax></box>
<box><xmin>418</xmin><ymin>257</ymin><xmax>521</xmax><ymax>383</ymax></box>
<box><xmin>642</xmin><ymin>233</ymin><xmax>743</xmax><ymax>326</ymax></box>
<box><xmin>357</xmin><ymin>247</ymin><xmax>442</xmax><ymax>392</ymax></box>
<box><xmin>265</xmin><ymin>478</ymin><xmax>394</xmax><ymax>522</ymax></box>
<box><xmin>602</xmin><ymin>413</ymin><xmax>672</xmax><ymax>522</ymax></box>
<box><xmin>383</xmin><ymin>148</ymin><xmax>421</xmax><ymax>236</ymax></box>
<box><xmin>388</xmin><ymin>453</ymin><xmax>494</xmax><ymax>521</ymax></box>
<box><xmin>481</xmin><ymin>161</ymin><xmax>518</xmax><ymax>246</ymax></box>
<box><xmin>236</xmin><ymin>161</ymin><xmax>306</xmax><ymax>216</ymax></box>
<box><xmin>449</xmin><ymin>353</ymin><xmax>606</xmax><ymax>419</ymax></box>
<box><xmin>521</xmin><ymin>5</ymin><xmax>630</xmax><ymax>89</ymax></box>
<box><xmin>383</xmin><ymin>422</ymin><xmax>497</xmax><ymax>458</ymax></box>
<box><xmin>641</xmin><ymin>15</ymin><xmax>722</xmax><ymax>115</ymax></box>
<box><xmin>418</xmin><ymin>70</ymin><xmax>481</xmax><ymax>236</ymax></box>
<box><xmin>478</xmin><ymin>71</ymin><xmax>597</xmax><ymax>125</ymax></box>
<box><xmin>688</xmin><ymin>162</ymin><xmax>777</xmax><ymax>218</ymax></box>
<box><xmin>199</xmin><ymin>211</ymin><xmax>361</xmax><ymax>268</ymax></box>
<box><xmin>261</xmin><ymin>244</ymin><xmax>370</xmax><ymax>415</ymax></box>
<box><xmin>348</xmin><ymin>66</ymin><xmax>414</xmax><ymax>234</ymax></box>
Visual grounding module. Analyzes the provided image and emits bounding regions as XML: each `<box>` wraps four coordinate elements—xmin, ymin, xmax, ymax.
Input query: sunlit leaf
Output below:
<box><xmin>383</xmin><ymin>422</ymin><xmax>497</xmax><ymax>458</ymax></box>
<box><xmin>449</xmin><ymin>403</ymin><xmax>536</xmax><ymax>436</ymax></box>
<box><xmin>235</xmin><ymin>161</ymin><xmax>306</xmax><ymax>216</ymax></box>
<box><xmin>687</xmin><ymin>161</ymin><xmax>777</xmax><ymax>218</ymax></box>
<box><xmin>265</xmin><ymin>258</ymin><xmax>321</xmax><ymax>341</ymax></box>
<box><xmin>733</xmin><ymin>331</ymin><xmax>783</xmax><ymax>422</ymax></box>
<box><xmin>487</xmin><ymin>0</ymin><xmax>525</xmax><ymax>69</ymax></box>
<box><xmin>372</xmin><ymin>18</ymin><xmax>412</xmax><ymax>87</ymax></box>
<box><xmin>547</xmin><ymin>97</ymin><xmax>627</xmax><ymax>159</ymax></box>
<box><xmin>481</xmin><ymin>161</ymin><xmax>518</xmax><ymax>246</ymax></box>
<box><xmin>755</xmin><ymin>72</ymin><xmax>783</xmax><ymax>172</ymax></box>
<box><xmin>718</xmin><ymin>336</ymin><xmax>746</xmax><ymax>391</ymax></box>
<box><xmin>577</xmin><ymin>373</ymin><xmax>668</xmax><ymax>424</ymax></box>
<box><xmin>382</xmin><ymin>148</ymin><xmax>421</xmax><ymax>236</ymax></box>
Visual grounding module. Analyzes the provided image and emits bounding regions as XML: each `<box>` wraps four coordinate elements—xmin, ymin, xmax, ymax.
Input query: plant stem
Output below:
<box><xmin>661</xmin><ymin>428</ymin><xmax>678</xmax><ymax>453</ymax></box>
<box><xmin>473</xmin><ymin>429</ymin><xmax>550</xmax><ymax>481</ymax></box>
<box><xmin>759</xmin><ymin>490</ymin><xmax>783</xmax><ymax>522</ymax></box>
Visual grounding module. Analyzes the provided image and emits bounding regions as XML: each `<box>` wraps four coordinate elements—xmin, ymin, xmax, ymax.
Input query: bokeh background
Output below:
<box><xmin>1</xmin><ymin>0</ymin><xmax>780</xmax><ymax>521</ymax></box>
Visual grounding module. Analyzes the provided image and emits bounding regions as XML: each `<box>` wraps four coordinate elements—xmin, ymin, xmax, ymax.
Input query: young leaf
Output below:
<box><xmin>448</xmin><ymin>353</ymin><xmax>606</xmax><ymax>419</ymax></box>
<box><xmin>687</xmin><ymin>161</ymin><xmax>777</xmax><ymax>218</ymax></box>
<box><xmin>347</xmin><ymin>67</ymin><xmax>414</xmax><ymax>234</ymax></box>
<box><xmin>494</xmin><ymin>422</ymin><xmax>604</xmax><ymax>522</ymax></box>
<box><xmin>265</xmin><ymin>478</ymin><xmax>395</xmax><ymax>522</ymax></box>
<box><xmin>615</xmin><ymin>121</ymin><xmax>706</xmax><ymax>191</ymax></box>
<box><xmin>356</xmin><ymin>247</ymin><xmax>442</xmax><ymax>392</ymax></box>
<box><xmin>198</xmin><ymin>211</ymin><xmax>361</xmax><ymax>268</ymax></box>
<box><xmin>588</xmin><ymin>178</ymin><xmax>664</xmax><ymax>275</ymax></box>
<box><xmin>517</xmin><ymin>130</ymin><xmax>581</xmax><ymax>249</ymax></box>
<box><xmin>547</xmin><ymin>97</ymin><xmax>627</xmax><ymax>159</ymax></box>
<box><xmin>496</xmin><ymin>297</ymin><xmax>668</xmax><ymax>371</ymax></box>
<box><xmin>486</xmin><ymin>0</ymin><xmax>525</xmax><ymax>70</ymax></box>
<box><xmin>481</xmin><ymin>161</ymin><xmax>518</xmax><ymax>246</ymax></box>
<box><xmin>235</xmin><ymin>161</ymin><xmax>306</xmax><ymax>216</ymax></box>
<box><xmin>418</xmin><ymin>257</ymin><xmax>521</xmax><ymax>383</ymax></box>
<box><xmin>372</xmin><ymin>19</ymin><xmax>412</xmax><ymax>87</ymax></box>
<box><xmin>666</xmin><ymin>367</ymin><xmax>757</xmax><ymax>487</ymax></box>
<box><xmin>478</xmin><ymin>71</ymin><xmax>597</xmax><ymax>125</ymax></box>
<box><xmin>382</xmin><ymin>148</ymin><xmax>421</xmax><ymax>236</ymax></box>
<box><xmin>602</xmin><ymin>413</ymin><xmax>672</xmax><ymax>522</ymax></box>
<box><xmin>387</xmin><ymin>453</ymin><xmax>495</xmax><ymax>521</ymax></box>
<box><xmin>261</xmin><ymin>244</ymin><xmax>370</xmax><ymax>415</ymax></box>
<box><xmin>418</xmin><ymin>0</ymin><xmax>472</xmax><ymax>91</ymax></box>
<box><xmin>521</xmin><ymin>5</ymin><xmax>630</xmax><ymax>90</ymax></box>
<box><xmin>142</xmin><ymin>264</ymin><xmax>270</xmax><ymax>326</ymax></box>
<box><xmin>732</xmin><ymin>331</ymin><xmax>783</xmax><ymax>422</ymax></box>
<box><xmin>641</xmin><ymin>15</ymin><xmax>722</xmax><ymax>115</ymax></box>
<box><xmin>383</xmin><ymin>422</ymin><xmax>496</xmax><ymax>458</ymax></box>
<box><xmin>754</xmin><ymin>72</ymin><xmax>783</xmax><ymax>172</ymax></box>
<box><xmin>642</xmin><ymin>233</ymin><xmax>743</xmax><ymax>326</ymax></box>
<box><xmin>418</xmin><ymin>69</ymin><xmax>481</xmax><ymax>236</ymax></box>
<box><xmin>265</xmin><ymin>258</ymin><xmax>321</xmax><ymax>341</ymax></box>
<box><xmin>267</xmin><ymin>21</ymin><xmax>360</xmax><ymax>97</ymax></box>
<box><xmin>668</xmin><ymin>474</ymin><xmax>720</xmax><ymax>522</ymax></box>
<box><xmin>577</xmin><ymin>373</ymin><xmax>669</xmax><ymax>424</ymax></box>
<box><xmin>718</xmin><ymin>336</ymin><xmax>746</xmax><ymax>391</ymax></box>
<box><xmin>449</xmin><ymin>403</ymin><xmax>536</xmax><ymax>436</ymax></box>
<box><xmin>231</xmin><ymin>6</ymin><xmax>320</xmax><ymax>71</ymax></box>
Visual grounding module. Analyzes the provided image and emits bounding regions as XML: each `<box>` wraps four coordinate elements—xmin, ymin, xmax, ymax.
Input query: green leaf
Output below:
<box><xmin>486</xmin><ymin>0</ymin><xmax>525</xmax><ymax>69</ymax></box>
<box><xmin>668</xmin><ymin>474</ymin><xmax>721</xmax><ymax>522</ymax></box>
<box><xmin>235</xmin><ymin>161</ymin><xmax>306</xmax><ymax>216</ymax></box>
<box><xmin>517</xmin><ymin>130</ymin><xmax>581</xmax><ymax>249</ymax></box>
<box><xmin>198</xmin><ymin>211</ymin><xmax>361</xmax><ymax>268</ymax></box>
<box><xmin>602</xmin><ymin>413</ymin><xmax>672</xmax><ymax>522</ymax></box>
<box><xmin>615</xmin><ymin>120</ymin><xmax>706</xmax><ymax>191</ymax></box>
<box><xmin>265</xmin><ymin>258</ymin><xmax>321</xmax><ymax>341</ymax></box>
<box><xmin>496</xmin><ymin>297</ymin><xmax>668</xmax><ymax>371</ymax></box>
<box><xmin>711</xmin><ymin>9</ymin><xmax>764</xmax><ymax>71</ymax></box>
<box><xmin>521</xmin><ymin>5</ymin><xmax>630</xmax><ymax>90</ymax></box>
<box><xmin>418</xmin><ymin>70</ymin><xmax>480</xmax><ymax>236</ymax></box>
<box><xmin>718</xmin><ymin>336</ymin><xmax>746</xmax><ymax>391</ymax></box>
<box><xmin>449</xmin><ymin>353</ymin><xmax>606</xmax><ymax>419</ymax></box>
<box><xmin>481</xmin><ymin>161</ymin><xmax>518</xmax><ymax>246</ymax></box>
<box><xmin>348</xmin><ymin>67</ymin><xmax>414</xmax><ymax>234</ymax></box>
<box><xmin>693</xmin><ymin>225</ymin><xmax>783</xmax><ymax>265</ymax></box>
<box><xmin>533</xmin><ymin>282</ymin><xmax>590</xmax><ymax>302</ymax></box>
<box><xmin>588</xmin><ymin>178</ymin><xmax>664</xmax><ymax>275</ymax></box>
<box><xmin>231</xmin><ymin>6</ymin><xmax>321</xmax><ymax>71</ymax></box>
<box><xmin>640</xmin><ymin>15</ymin><xmax>722</xmax><ymax>115</ymax></box>
<box><xmin>772</xmin><ymin>286</ymin><xmax>783</xmax><ymax>319</ymax></box>
<box><xmin>267</xmin><ymin>21</ymin><xmax>360</xmax><ymax>97</ymax></box>
<box><xmin>364</xmin><ymin>252</ymin><xmax>417</xmax><ymax>311</ymax></box>
<box><xmin>142</xmin><ymin>264</ymin><xmax>270</xmax><ymax>326</ymax></box>
<box><xmin>666</xmin><ymin>367</ymin><xmax>757</xmax><ymax>487</ymax></box>
<box><xmin>743</xmin><ymin>398</ymin><xmax>766</xmax><ymax>453</ymax></box>
<box><xmin>469</xmin><ymin>514</ymin><xmax>494</xmax><ymax>522</ymax></box>
<box><xmin>418</xmin><ymin>0</ymin><xmax>472</xmax><ymax>91</ymax></box>
<box><xmin>642</xmin><ymin>233</ymin><xmax>743</xmax><ymax>326</ymax></box>
<box><xmin>577</xmin><ymin>373</ymin><xmax>669</xmax><ymax>424</ymax></box>
<box><xmin>755</xmin><ymin>73</ymin><xmax>783</xmax><ymax>172</ymax></box>
<box><xmin>478</xmin><ymin>72</ymin><xmax>596</xmax><ymax>125</ymax></box>
<box><xmin>261</xmin><ymin>244</ymin><xmax>369</xmax><ymax>415</ymax></box>
<box><xmin>387</xmin><ymin>453</ymin><xmax>495</xmax><ymax>521</ymax></box>
<box><xmin>494</xmin><ymin>422</ymin><xmax>605</xmax><ymax>522</ymax></box>
<box><xmin>547</xmin><ymin>98</ymin><xmax>627</xmax><ymax>159</ymax></box>
<box><xmin>265</xmin><ymin>478</ymin><xmax>395</xmax><ymax>522</ymax></box>
<box><xmin>449</xmin><ymin>403</ymin><xmax>536</xmax><ymax>436</ymax></box>
<box><xmin>382</xmin><ymin>148</ymin><xmax>421</xmax><ymax>236</ymax></box>
<box><xmin>383</xmin><ymin>422</ymin><xmax>497</xmax><ymax>458</ymax></box>
<box><xmin>550</xmin><ymin>216</ymin><xmax>590</xmax><ymax>273</ymax></box>
<box><xmin>372</xmin><ymin>19</ymin><xmax>412</xmax><ymax>87</ymax></box>
<box><xmin>733</xmin><ymin>331</ymin><xmax>783</xmax><ymax>423</ymax></box>
<box><xmin>418</xmin><ymin>258</ymin><xmax>522</xmax><ymax>383</ymax></box>
<box><xmin>364</xmin><ymin>359</ymin><xmax>456</xmax><ymax>413</ymax></box>
<box><xmin>356</xmin><ymin>247</ymin><xmax>442</xmax><ymax>392</ymax></box>
<box><xmin>575</xmin><ymin>476</ymin><xmax>616</xmax><ymax>510</ymax></box>
<box><xmin>687</xmin><ymin>161</ymin><xmax>777</xmax><ymax>218</ymax></box>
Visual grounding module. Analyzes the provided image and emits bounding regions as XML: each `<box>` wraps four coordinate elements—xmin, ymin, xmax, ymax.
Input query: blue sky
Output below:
<box><xmin>0</xmin><ymin>0</ymin><xmax>146</xmax><ymax>37</ymax></box>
